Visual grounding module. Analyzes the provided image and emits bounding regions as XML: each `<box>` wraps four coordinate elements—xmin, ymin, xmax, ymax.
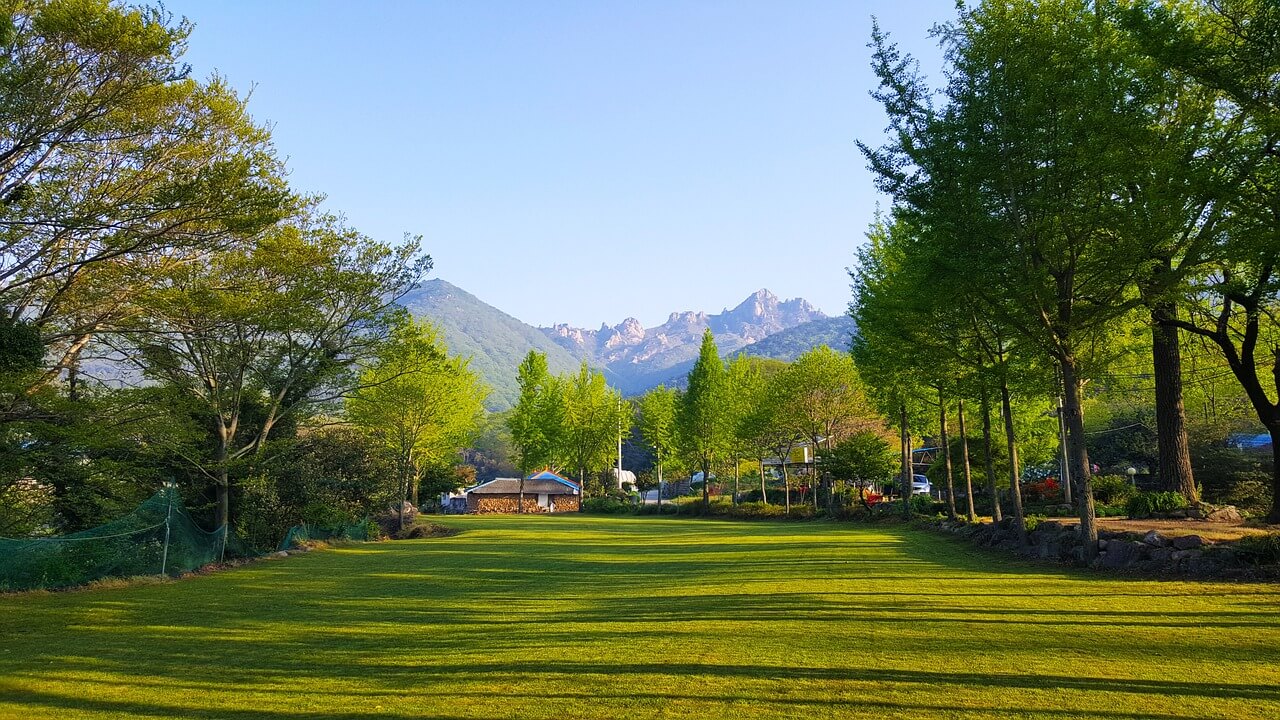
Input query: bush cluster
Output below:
<box><xmin>1091</xmin><ymin>475</ymin><xmax>1138</xmax><ymax>506</ymax></box>
<box><xmin>1235</xmin><ymin>533</ymin><xmax>1280</xmax><ymax>566</ymax></box>
<box><xmin>1125</xmin><ymin>491</ymin><xmax>1188</xmax><ymax>519</ymax></box>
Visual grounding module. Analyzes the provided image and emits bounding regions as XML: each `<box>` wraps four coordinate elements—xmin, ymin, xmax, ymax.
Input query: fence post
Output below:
<box><xmin>160</xmin><ymin>485</ymin><xmax>173</xmax><ymax>576</ymax></box>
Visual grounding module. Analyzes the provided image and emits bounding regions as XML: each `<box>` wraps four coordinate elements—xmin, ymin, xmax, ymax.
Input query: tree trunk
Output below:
<box><xmin>783</xmin><ymin>463</ymin><xmax>791</xmax><ymax>515</ymax></box>
<box><xmin>701</xmin><ymin>460</ymin><xmax>710</xmax><ymax>510</ymax></box>
<box><xmin>398</xmin><ymin>458</ymin><xmax>410</xmax><ymax>532</ymax></box>
<box><xmin>939</xmin><ymin>390</ymin><xmax>957</xmax><ymax>520</ymax></box>
<box><xmin>1060</xmin><ymin>357</ymin><xmax>1098</xmax><ymax>560</ymax></box>
<box><xmin>999</xmin><ymin>377</ymin><xmax>1027</xmax><ymax>546</ymax></box>
<box><xmin>656</xmin><ymin>462</ymin><xmax>663</xmax><ymax>512</ymax></box>
<box><xmin>1056</xmin><ymin>391</ymin><xmax>1074</xmax><ymax>508</ymax></box>
<box><xmin>1269</xmin><ymin>423</ymin><xmax>1280</xmax><ymax>524</ymax></box>
<box><xmin>517</xmin><ymin>470</ymin><xmax>525</xmax><ymax>514</ymax></box>
<box><xmin>759</xmin><ymin>458</ymin><xmax>767</xmax><ymax>505</ymax></box>
<box><xmin>733</xmin><ymin>456</ymin><xmax>740</xmax><ymax>505</ymax></box>
<box><xmin>214</xmin><ymin>434</ymin><xmax>230</xmax><ymax>531</ymax></box>
<box><xmin>957</xmin><ymin>398</ymin><xmax>976</xmax><ymax>522</ymax></box>
<box><xmin>812</xmin><ymin>443</ymin><xmax>820</xmax><ymax>513</ymax></box>
<box><xmin>900</xmin><ymin>403</ymin><xmax>911</xmax><ymax>518</ymax></box>
<box><xmin>1152</xmin><ymin>302</ymin><xmax>1197</xmax><ymax>502</ymax></box>
<box><xmin>980</xmin><ymin>386</ymin><xmax>1002</xmax><ymax>522</ymax></box>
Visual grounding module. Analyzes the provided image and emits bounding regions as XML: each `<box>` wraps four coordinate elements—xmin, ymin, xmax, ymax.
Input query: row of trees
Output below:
<box><xmin>0</xmin><ymin>1</ymin><xmax>484</xmax><ymax>545</ymax></box>
<box><xmin>851</xmin><ymin>0</ymin><xmax>1280</xmax><ymax>558</ymax></box>
<box><xmin>506</xmin><ymin>354</ymin><xmax>631</xmax><ymax>508</ymax></box>
<box><xmin>634</xmin><ymin>330</ymin><xmax>892</xmax><ymax>513</ymax></box>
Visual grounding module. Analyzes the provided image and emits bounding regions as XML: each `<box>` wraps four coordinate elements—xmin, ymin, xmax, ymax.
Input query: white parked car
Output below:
<box><xmin>912</xmin><ymin>474</ymin><xmax>932</xmax><ymax>496</ymax></box>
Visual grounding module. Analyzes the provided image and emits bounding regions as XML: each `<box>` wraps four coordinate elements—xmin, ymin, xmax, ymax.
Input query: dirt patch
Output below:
<box><xmin>1093</xmin><ymin>517</ymin><xmax>1277</xmax><ymax>542</ymax></box>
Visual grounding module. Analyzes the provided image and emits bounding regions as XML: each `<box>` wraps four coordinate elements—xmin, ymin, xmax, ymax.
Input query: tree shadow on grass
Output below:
<box><xmin>3</xmin><ymin>517</ymin><xmax>1279</xmax><ymax>719</ymax></box>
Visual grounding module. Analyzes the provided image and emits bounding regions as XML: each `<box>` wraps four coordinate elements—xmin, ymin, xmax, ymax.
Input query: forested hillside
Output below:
<box><xmin>399</xmin><ymin>280</ymin><xmax>581</xmax><ymax>409</ymax></box>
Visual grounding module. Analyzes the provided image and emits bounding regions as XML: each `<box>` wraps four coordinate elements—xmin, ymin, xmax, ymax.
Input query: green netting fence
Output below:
<box><xmin>0</xmin><ymin>487</ymin><xmax>382</xmax><ymax>592</ymax></box>
<box><xmin>0</xmin><ymin>486</ymin><xmax>233</xmax><ymax>592</ymax></box>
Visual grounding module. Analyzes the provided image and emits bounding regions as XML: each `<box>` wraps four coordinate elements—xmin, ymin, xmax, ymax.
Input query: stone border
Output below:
<box><xmin>920</xmin><ymin>517</ymin><xmax>1279</xmax><ymax>581</ymax></box>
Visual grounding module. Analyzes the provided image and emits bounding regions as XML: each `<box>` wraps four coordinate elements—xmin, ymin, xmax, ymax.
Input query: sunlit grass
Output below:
<box><xmin>3</xmin><ymin>515</ymin><xmax>1279</xmax><ymax>719</ymax></box>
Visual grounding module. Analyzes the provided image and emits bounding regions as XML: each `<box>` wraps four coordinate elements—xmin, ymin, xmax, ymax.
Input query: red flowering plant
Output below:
<box><xmin>1024</xmin><ymin>477</ymin><xmax>1062</xmax><ymax>502</ymax></box>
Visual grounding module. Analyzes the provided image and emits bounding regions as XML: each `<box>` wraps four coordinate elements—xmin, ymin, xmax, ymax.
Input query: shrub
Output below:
<box><xmin>1091</xmin><ymin>475</ymin><xmax>1138</xmax><ymax>506</ymax></box>
<box><xmin>1095</xmin><ymin>505</ymin><xmax>1126</xmax><ymax>518</ymax></box>
<box><xmin>910</xmin><ymin>494</ymin><xmax>938</xmax><ymax>515</ymax></box>
<box><xmin>1220</xmin><ymin>478</ymin><xmax>1273</xmax><ymax>518</ymax></box>
<box><xmin>355</xmin><ymin>518</ymin><xmax>383</xmax><ymax>540</ymax></box>
<box><xmin>1126</xmin><ymin>491</ymin><xmax>1188</xmax><ymax>518</ymax></box>
<box><xmin>1024</xmin><ymin>514</ymin><xmax>1047</xmax><ymax>533</ymax></box>
<box><xmin>1235</xmin><ymin>533</ymin><xmax>1280</xmax><ymax>566</ymax></box>
<box><xmin>582</xmin><ymin>497</ymin><xmax>632</xmax><ymax>514</ymax></box>
<box><xmin>1024</xmin><ymin>478</ymin><xmax>1062</xmax><ymax>503</ymax></box>
<box><xmin>301</xmin><ymin>502</ymin><xmax>353</xmax><ymax>529</ymax></box>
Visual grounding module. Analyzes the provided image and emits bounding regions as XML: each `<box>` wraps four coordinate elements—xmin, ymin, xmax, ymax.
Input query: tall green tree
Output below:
<box><xmin>508</xmin><ymin>351</ymin><xmax>563</xmax><ymax>512</ymax></box>
<box><xmin>678</xmin><ymin>329</ymin><xmax>728</xmax><ymax>509</ymax></box>
<box><xmin>1123</xmin><ymin>0</ymin><xmax>1280</xmax><ymax>520</ymax></box>
<box><xmin>561</xmin><ymin>361</ymin><xmax>630</xmax><ymax>497</ymax></box>
<box><xmin>723</xmin><ymin>354</ymin><xmax>766</xmax><ymax>504</ymax></box>
<box><xmin>346</xmin><ymin>319</ymin><xmax>486</xmax><ymax>529</ymax></box>
<box><xmin>860</xmin><ymin>2</ymin><xmax>1185</xmax><ymax>556</ymax></box>
<box><xmin>637</xmin><ymin>385</ymin><xmax>679</xmax><ymax>510</ymax></box>
<box><xmin>122</xmin><ymin>217</ymin><xmax>425</xmax><ymax>530</ymax></box>
<box><xmin>0</xmin><ymin>1</ymin><xmax>290</xmax><ymax>400</ymax></box>
<box><xmin>783</xmin><ymin>346</ymin><xmax>880</xmax><ymax>512</ymax></box>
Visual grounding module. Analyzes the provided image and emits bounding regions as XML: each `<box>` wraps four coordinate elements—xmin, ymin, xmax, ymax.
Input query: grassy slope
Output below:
<box><xmin>2</xmin><ymin>517</ymin><xmax>1279</xmax><ymax>720</ymax></box>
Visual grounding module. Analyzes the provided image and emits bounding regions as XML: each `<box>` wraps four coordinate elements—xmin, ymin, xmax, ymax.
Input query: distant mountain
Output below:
<box><xmin>402</xmin><ymin>281</ymin><xmax>847</xmax><ymax>409</ymax></box>
<box><xmin>737</xmin><ymin>315</ymin><xmax>858</xmax><ymax>362</ymax></box>
<box><xmin>646</xmin><ymin>315</ymin><xmax>860</xmax><ymax>391</ymax></box>
<box><xmin>399</xmin><ymin>279</ymin><xmax>581</xmax><ymax>411</ymax></box>
<box><xmin>541</xmin><ymin>289</ymin><xmax>826</xmax><ymax>394</ymax></box>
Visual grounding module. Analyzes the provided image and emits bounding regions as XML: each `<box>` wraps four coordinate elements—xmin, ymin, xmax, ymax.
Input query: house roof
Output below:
<box><xmin>526</xmin><ymin>469</ymin><xmax>578</xmax><ymax>487</ymax></box>
<box><xmin>467</xmin><ymin>477</ymin><xmax>580</xmax><ymax>495</ymax></box>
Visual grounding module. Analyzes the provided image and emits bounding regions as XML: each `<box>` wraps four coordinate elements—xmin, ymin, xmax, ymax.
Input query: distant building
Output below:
<box><xmin>1228</xmin><ymin>433</ymin><xmax>1274</xmax><ymax>452</ymax></box>
<box><xmin>463</xmin><ymin>470</ymin><xmax>581</xmax><ymax>514</ymax></box>
<box><xmin>611</xmin><ymin>468</ymin><xmax>637</xmax><ymax>491</ymax></box>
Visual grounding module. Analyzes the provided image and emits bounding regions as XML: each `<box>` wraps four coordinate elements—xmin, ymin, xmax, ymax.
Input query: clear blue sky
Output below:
<box><xmin>164</xmin><ymin>1</ymin><xmax>949</xmax><ymax>328</ymax></box>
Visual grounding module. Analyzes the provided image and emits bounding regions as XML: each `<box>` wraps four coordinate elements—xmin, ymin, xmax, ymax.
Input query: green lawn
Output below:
<box><xmin>3</xmin><ymin>516</ymin><xmax>1279</xmax><ymax>719</ymax></box>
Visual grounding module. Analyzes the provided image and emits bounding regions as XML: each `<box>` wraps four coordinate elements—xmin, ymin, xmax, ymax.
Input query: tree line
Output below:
<box><xmin>0</xmin><ymin>1</ymin><xmax>487</xmax><ymax>546</ymax></box>
<box><xmin>586</xmin><ymin>331</ymin><xmax>894</xmax><ymax>514</ymax></box>
<box><xmin>851</xmin><ymin>0</ymin><xmax>1280</xmax><ymax>558</ymax></box>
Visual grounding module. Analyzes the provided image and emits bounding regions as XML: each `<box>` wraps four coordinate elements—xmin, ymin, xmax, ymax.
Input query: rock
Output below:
<box><xmin>1148</xmin><ymin>547</ymin><xmax>1173</xmax><ymax>565</ymax></box>
<box><xmin>1206</xmin><ymin>505</ymin><xmax>1242</xmax><ymax>523</ymax></box>
<box><xmin>1142</xmin><ymin>530</ymin><xmax>1168</xmax><ymax>547</ymax></box>
<box><xmin>1187</xmin><ymin>503</ymin><xmax>1210</xmax><ymax>520</ymax></box>
<box><xmin>1039</xmin><ymin>520</ymin><xmax>1064</xmax><ymax>533</ymax></box>
<box><xmin>1168</xmin><ymin>509</ymin><xmax>1187</xmax><ymax>519</ymax></box>
<box><xmin>1098</xmin><ymin>538</ymin><xmax>1109</xmax><ymax>550</ymax></box>
<box><xmin>273</xmin><ymin>551</ymin><xmax>289</xmax><ymax>558</ymax></box>
<box><xmin>1073</xmin><ymin>546</ymin><xmax>1088</xmax><ymax>564</ymax></box>
<box><xmin>1102</xmin><ymin>540</ymin><xmax>1142</xmax><ymax>568</ymax></box>
<box><xmin>1171</xmin><ymin>535</ymin><xmax>1203</xmax><ymax>550</ymax></box>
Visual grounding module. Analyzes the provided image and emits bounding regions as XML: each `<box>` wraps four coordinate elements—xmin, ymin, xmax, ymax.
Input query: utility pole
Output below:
<box><xmin>1055</xmin><ymin>369</ymin><xmax>1074</xmax><ymax>507</ymax></box>
<box><xmin>617</xmin><ymin>396</ymin><xmax>623</xmax><ymax>492</ymax></box>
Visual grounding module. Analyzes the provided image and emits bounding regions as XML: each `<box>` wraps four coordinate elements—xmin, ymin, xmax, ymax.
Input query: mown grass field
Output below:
<box><xmin>2</xmin><ymin>516</ymin><xmax>1279</xmax><ymax>719</ymax></box>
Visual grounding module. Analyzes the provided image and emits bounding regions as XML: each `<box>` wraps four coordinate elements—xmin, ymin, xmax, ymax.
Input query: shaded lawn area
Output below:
<box><xmin>2</xmin><ymin>516</ymin><xmax>1279</xmax><ymax>720</ymax></box>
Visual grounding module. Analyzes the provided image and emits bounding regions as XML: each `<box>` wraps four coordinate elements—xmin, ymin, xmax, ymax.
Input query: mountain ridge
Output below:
<box><xmin>401</xmin><ymin>279</ymin><xmax>852</xmax><ymax>409</ymax></box>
